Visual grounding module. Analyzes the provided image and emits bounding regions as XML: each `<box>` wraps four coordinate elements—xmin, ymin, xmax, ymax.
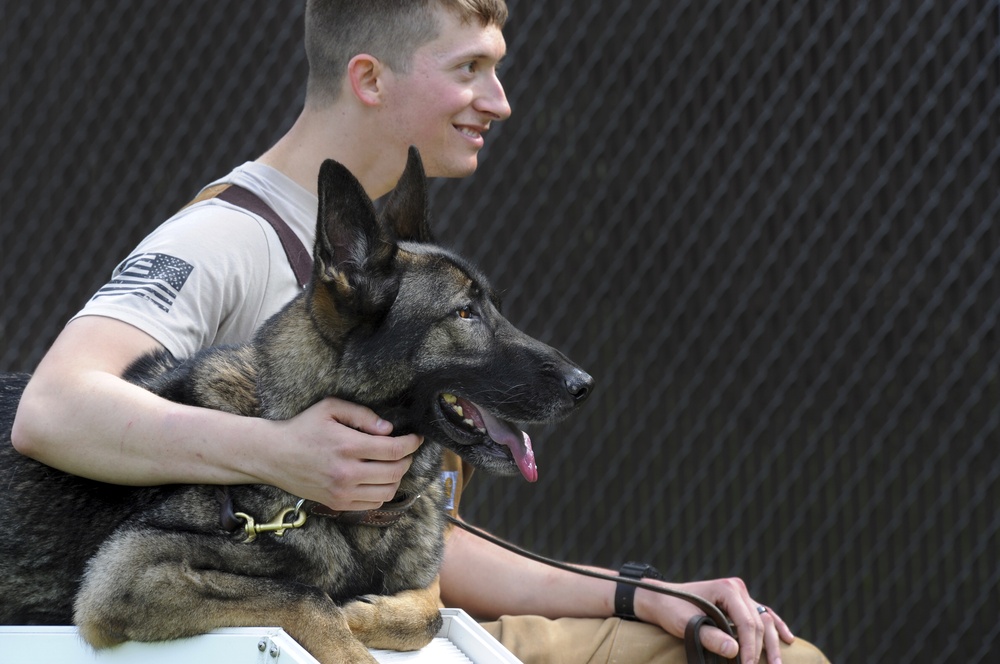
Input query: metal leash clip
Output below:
<box><xmin>235</xmin><ymin>499</ymin><xmax>307</xmax><ymax>543</ymax></box>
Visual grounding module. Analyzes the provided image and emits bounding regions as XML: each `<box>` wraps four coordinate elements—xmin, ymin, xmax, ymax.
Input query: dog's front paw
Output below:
<box><xmin>343</xmin><ymin>591</ymin><xmax>441</xmax><ymax>651</ymax></box>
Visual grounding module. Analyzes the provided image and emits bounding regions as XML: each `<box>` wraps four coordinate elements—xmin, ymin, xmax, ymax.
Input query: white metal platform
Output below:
<box><xmin>0</xmin><ymin>608</ymin><xmax>521</xmax><ymax>664</ymax></box>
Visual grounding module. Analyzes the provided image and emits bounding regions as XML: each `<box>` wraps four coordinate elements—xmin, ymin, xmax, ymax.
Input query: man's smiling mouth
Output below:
<box><xmin>455</xmin><ymin>124</ymin><xmax>487</xmax><ymax>140</ymax></box>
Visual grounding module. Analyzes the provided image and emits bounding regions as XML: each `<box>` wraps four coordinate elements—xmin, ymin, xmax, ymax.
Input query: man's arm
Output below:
<box><xmin>439</xmin><ymin>522</ymin><xmax>795</xmax><ymax>664</ymax></box>
<box><xmin>11</xmin><ymin>315</ymin><xmax>421</xmax><ymax>511</ymax></box>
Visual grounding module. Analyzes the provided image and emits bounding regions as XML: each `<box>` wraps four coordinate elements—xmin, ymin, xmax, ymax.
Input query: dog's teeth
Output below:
<box><xmin>454</xmin><ymin>405</ymin><xmax>464</xmax><ymax>417</ymax></box>
<box><xmin>442</xmin><ymin>394</ymin><xmax>458</xmax><ymax>404</ymax></box>
<box><xmin>463</xmin><ymin>418</ymin><xmax>476</xmax><ymax>428</ymax></box>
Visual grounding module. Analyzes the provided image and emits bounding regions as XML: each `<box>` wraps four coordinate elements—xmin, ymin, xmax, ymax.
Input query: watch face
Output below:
<box><xmin>621</xmin><ymin>561</ymin><xmax>661</xmax><ymax>579</ymax></box>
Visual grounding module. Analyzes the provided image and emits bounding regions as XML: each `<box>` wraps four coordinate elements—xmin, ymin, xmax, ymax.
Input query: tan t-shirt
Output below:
<box><xmin>74</xmin><ymin>162</ymin><xmax>472</xmax><ymax>511</ymax></box>
<box><xmin>74</xmin><ymin>162</ymin><xmax>314</xmax><ymax>359</ymax></box>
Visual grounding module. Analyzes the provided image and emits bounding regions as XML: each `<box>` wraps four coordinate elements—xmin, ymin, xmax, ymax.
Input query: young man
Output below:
<box><xmin>12</xmin><ymin>2</ymin><xmax>826</xmax><ymax>662</ymax></box>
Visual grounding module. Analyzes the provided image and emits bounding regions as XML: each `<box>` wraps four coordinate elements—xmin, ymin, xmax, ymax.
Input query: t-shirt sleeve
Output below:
<box><xmin>73</xmin><ymin>201</ymin><xmax>274</xmax><ymax>359</ymax></box>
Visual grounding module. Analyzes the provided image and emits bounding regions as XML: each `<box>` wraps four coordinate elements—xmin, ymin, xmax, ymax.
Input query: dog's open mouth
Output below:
<box><xmin>438</xmin><ymin>393</ymin><xmax>537</xmax><ymax>482</ymax></box>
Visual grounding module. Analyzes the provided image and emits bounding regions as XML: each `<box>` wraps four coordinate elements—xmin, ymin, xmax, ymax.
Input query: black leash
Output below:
<box><xmin>444</xmin><ymin>514</ymin><xmax>736</xmax><ymax>664</ymax></box>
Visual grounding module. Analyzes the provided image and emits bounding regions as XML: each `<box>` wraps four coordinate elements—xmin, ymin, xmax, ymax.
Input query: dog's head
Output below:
<box><xmin>308</xmin><ymin>148</ymin><xmax>593</xmax><ymax>482</ymax></box>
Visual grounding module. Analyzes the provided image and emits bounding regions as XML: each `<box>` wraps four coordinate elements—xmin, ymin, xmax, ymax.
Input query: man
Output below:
<box><xmin>11</xmin><ymin>1</ymin><xmax>826</xmax><ymax>662</ymax></box>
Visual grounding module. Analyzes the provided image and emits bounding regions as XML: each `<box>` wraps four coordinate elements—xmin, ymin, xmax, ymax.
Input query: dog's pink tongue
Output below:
<box><xmin>467</xmin><ymin>401</ymin><xmax>537</xmax><ymax>483</ymax></box>
<box><xmin>505</xmin><ymin>430</ymin><xmax>537</xmax><ymax>483</ymax></box>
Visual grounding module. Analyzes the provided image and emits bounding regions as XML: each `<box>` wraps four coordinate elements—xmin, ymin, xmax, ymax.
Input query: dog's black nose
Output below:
<box><xmin>565</xmin><ymin>369</ymin><xmax>594</xmax><ymax>402</ymax></box>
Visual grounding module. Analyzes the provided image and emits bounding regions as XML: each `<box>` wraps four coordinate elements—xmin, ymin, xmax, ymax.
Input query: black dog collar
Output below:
<box><xmin>614</xmin><ymin>561</ymin><xmax>663</xmax><ymax>620</ymax></box>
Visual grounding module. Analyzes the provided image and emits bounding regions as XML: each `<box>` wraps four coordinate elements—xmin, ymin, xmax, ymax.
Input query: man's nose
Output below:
<box><xmin>476</xmin><ymin>73</ymin><xmax>512</xmax><ymax>121</ymax></box>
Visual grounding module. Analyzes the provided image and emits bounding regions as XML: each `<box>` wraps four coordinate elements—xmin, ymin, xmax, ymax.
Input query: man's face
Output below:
<box><xmin>381</xmin><ymin>9</ymin><xmax>511</xmax><ymax>179</ymax></box>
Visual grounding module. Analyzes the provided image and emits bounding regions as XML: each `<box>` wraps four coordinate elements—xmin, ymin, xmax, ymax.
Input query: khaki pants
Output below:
<box><xmin>480</xmin><ymin>615</ymin><xmax>830</xmax><ymax>664</ymax></box>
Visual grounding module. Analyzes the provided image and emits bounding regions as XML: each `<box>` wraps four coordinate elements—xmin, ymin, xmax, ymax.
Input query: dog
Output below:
<box><xmin>0</xmin><ymin>147</ymin><xmax>593</xmax><ymax>663</ymax></box>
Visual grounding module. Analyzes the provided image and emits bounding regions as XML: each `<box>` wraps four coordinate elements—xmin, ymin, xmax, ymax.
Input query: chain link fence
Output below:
<box><xmin>2</xmin><ymin>1</ymin><xmax>998</xmax><ymax>661</ymax></box>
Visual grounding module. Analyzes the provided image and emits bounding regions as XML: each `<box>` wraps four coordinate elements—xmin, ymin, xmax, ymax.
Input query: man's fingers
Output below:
<box><xmin>314</xmin><ymin>397</ymin><xmax>392</xmax><ymax>433</ymax></box>
<box><xmin>360</xmin><ymin>433</ymin><xmax>423</xmax><ymax>462</ymax></box>
<box><xmin>338</xmin><ymin>482</ymin><xmax>408</xmax><ymax>510</ymax></box>
<box><xmin>770</xmin><ymin>609</ymin><xmax>795</xmax><ymax>644</ymax></box>
<box><xmin>698</xmin><ymin>625</ymin><xmax>741</xmax><ymax>661</ymax></box>
<box><xmin>761</xmin><ymin>614</ymin><xmax>784</xmax><ymax>664</ymax></box>
<box><xmin>316</xmin><ymin>398</ymin><xmax>423</xmax><ymax>460</ymax></box>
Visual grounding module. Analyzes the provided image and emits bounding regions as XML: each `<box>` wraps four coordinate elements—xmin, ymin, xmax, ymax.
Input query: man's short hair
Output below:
<box><xmin>304</xmin><ymin>0</ymin><xmax>509</xmax><ymax>107</ymax></box>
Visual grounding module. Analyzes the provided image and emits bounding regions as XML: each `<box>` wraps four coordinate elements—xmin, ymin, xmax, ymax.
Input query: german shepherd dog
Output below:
<box><xmin>0</xmin><ymin>148</ymin><xmax>593</xmax><ymax>662</ymax></box>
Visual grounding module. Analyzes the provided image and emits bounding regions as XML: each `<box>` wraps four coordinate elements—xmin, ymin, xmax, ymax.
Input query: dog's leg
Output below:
<box><xmin>341</xmin><ymin>576</ymin><xmax>444</xmax><ymax>651</ymax></box>
<box><xmin>74</xmin><ymin>531</ymin><xmax>377</xmax><ymax>664</ymax></box>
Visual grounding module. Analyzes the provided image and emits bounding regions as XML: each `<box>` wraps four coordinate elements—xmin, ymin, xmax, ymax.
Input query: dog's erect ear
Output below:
<box><xmin>314</xmin><ymin>159</ymin><xmax>397</xmax><ymax>304</ymax></box>
<box><xmin>380</xmin><ymin>146</ymin><xmax>434</xmax><ymax>244</ymax></box>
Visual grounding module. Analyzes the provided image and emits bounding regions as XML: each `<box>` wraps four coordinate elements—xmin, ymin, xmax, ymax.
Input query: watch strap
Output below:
<box><xmin>614</xmin><ymin>561</ymin><xmax>663</xmax><ymax>620</ymax></box>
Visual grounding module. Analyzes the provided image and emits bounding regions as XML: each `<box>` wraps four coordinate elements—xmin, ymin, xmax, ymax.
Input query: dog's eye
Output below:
<box><xmin>456</xmin><ymin>305</ymin><xmax>474</xmax><ymax>320</ymax></box>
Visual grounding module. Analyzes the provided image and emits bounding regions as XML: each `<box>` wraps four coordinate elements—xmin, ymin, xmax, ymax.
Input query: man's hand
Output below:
<box><xmin>267</xmin><ymin>397</ymin><xmax>423</xmax><ymax>511</ymax></box>
<box><xmin>634</xmin><ymin>577</ymin><xmax>795</xmax><ymax>664</ymax></box>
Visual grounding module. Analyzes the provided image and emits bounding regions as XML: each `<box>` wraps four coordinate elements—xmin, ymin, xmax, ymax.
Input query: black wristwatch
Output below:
<box><xmin>614</xmin><ymin>561</ymin><xmax>663</xmax><ymax>620</ymax></box>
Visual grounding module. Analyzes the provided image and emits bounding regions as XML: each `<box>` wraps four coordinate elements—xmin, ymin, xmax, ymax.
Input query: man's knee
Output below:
<box><xmin>778</xmin><ymin>637</ymin><xmax>831</xmax><ymax>664</ymax></box>
<box><xmin>480</xmin><ymin>614</ymin><xmax>830</xmax><ymax>664</ymax></box>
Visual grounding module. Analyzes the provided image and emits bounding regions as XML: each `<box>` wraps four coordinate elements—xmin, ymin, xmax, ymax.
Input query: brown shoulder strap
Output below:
<box><xmin>184</xmin><ymin>183</ymin><xmax>312</xmax><ymax>288</ymax></box>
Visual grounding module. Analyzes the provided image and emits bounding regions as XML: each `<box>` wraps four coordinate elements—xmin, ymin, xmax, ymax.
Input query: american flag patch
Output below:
<box><xmin>91</xmin><ymin>253</ymin><xmax>194</xmax><ymax>313</ymax></box>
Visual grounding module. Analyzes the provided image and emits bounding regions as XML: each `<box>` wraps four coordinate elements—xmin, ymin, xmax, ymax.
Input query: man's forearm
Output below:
<box><xmin>13</xmin><ymin>365</ymin><xmax>275</xmax><ymax>487</ymax></box>
<box><xmin>439</xmin><ymin>524</ymin><xmax>617</xmax><ymax>620</ymax></box>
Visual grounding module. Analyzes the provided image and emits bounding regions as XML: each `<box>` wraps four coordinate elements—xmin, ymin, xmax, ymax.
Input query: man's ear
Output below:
<box><xmin>347</xmin><ymin>54</ymin><xmax>384</xmax><ymax>106</ymax></box>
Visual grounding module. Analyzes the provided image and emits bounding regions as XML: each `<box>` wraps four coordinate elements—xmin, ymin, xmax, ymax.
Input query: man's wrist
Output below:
<box><xmin>614</xmin><ymin>561</ymin><xmax>663</xmax><ymax>620</ymax></box>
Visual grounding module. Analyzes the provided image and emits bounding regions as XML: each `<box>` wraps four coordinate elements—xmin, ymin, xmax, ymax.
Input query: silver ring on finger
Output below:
<box><xmin>756</xmin><ymin>605</ymin><xmax>768</xmax><ymax>615</ymax></box>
